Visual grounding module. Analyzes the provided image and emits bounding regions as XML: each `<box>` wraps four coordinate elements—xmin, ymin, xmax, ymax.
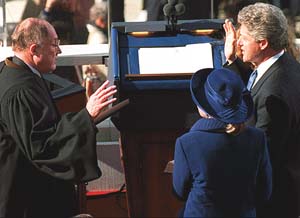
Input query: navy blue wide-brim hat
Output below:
<box><xmin>190</xmin><ymin>68</ymin><xmax>254</xmax><ymax>124</ymax></box>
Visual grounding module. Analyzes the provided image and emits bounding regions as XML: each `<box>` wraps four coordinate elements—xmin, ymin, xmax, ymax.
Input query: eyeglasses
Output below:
<box><xmin>36</xmin><ymin>39</ymin><xmax>61</xmax><ymax>50</ymax></box>
<box><xmin>50</xmin><ymin>39</ymin><xmax>60</xmax><ymax>48</ymax></box>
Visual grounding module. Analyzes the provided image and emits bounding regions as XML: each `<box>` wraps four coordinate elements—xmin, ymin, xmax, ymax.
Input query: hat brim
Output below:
<box><xmin>190</xmin><ymin>68</ymin><xmax>254</xmax><ymax>124</ymax></box>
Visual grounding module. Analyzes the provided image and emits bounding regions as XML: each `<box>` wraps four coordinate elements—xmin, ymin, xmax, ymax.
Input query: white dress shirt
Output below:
<box><xmin>253</xmin><ymin>50</ymin><xmax>284</xmax><ymax>87</ymax></box>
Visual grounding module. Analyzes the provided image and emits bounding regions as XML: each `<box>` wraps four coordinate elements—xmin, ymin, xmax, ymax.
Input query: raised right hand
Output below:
<box><xmin>223</xmin><ymin>19</ymin><xmax>237</xmax><ymax>64</ymax></box>
<box><xmin>86</xmin><ymin>80</ymin><xmax>117</xmax><ymax>120</ymax></box>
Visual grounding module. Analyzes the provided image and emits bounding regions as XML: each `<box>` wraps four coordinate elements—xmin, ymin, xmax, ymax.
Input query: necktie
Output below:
<box><xmin>247</xmin><ymin>70</ymin><xmax>258</xmax><ymax>91</ymax></box>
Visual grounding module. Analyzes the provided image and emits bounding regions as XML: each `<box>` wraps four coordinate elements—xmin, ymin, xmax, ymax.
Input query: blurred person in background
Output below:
<box><xmin>87</xmin><ymin>2</ymin><xmax>108</xmax><ymax>45</ymax></box>
<box><xmin>73</xmin><ymin>0</ymin><xmax>95</xmax><ymax>43</ymax></box>
<box><xmin>39</xmin><ymin>0</ymin><xmax>94</xmax><ymax>44</ymax></box>
<box><xmin>39</xmin><ymin>0</ymin><xmax>80</xmax><ymax>84</ymax></box>
<box><xmin>82</xmin><ymin>1</ymin><xmax>109</xmax><ymax>99</ymax></box>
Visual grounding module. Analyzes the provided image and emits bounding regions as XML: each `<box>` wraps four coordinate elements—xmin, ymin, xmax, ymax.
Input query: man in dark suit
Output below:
<box><xmin>223</xmin><ymin>3</ymin><xmax>300</xmax><ymax>218</ymax></box>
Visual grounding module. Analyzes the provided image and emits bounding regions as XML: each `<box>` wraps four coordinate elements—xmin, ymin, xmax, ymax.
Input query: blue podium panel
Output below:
<box><xmin>110</xmin><ymin>20</ymin><xmax>225</xmax><ymax>92</ymax></box>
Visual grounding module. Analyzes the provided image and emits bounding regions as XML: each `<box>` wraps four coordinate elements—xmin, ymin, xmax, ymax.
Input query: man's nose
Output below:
<box><xmin>57</xmin><ymin>46</ymin><xmax>62</xmax><ymax>54</ymax></box>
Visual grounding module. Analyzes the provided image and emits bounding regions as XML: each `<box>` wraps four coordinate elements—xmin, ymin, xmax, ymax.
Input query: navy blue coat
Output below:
<box><xmin>173</xmin><ymin>118</ymin><xmax>272</xmax><ymax>218</ymax></box>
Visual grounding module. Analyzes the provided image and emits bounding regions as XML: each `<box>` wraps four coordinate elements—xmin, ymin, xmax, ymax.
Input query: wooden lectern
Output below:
<box><xmin>110</xmin><ymin>19</ymin><xmax>226</xmax><ymax>217</ymax></box>
<box><xmin>44</xmin><ymin>73</ymin><xmax>86</xmax><ymax>113</ymax></box>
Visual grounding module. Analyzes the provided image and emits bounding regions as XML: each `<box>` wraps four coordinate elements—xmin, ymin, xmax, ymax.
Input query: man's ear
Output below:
<box><xmin>259</xmin><ymin>39</ymin><xmax>268</xmax><ymax>50</ymax></box>
<box><xmin>29</xmin><ymin>43</ymin><xmax>39</xmax><ymax>56</ymax></box>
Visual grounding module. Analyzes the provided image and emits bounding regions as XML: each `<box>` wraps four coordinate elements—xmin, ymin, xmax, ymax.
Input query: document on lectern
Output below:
<box><xmin>138</xmin><ymin>43</ymin><xmax>213</xmax><ymax>74</ymax></box>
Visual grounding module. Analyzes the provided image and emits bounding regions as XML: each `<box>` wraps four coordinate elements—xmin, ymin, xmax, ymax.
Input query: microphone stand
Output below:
<box><xmin>210</xmin><ymin>0</ymin><xmax>214</xmax><ymax>18</ymax></box>
<box><xmin>169</xmin><ymin>14</ymin><xmax>178</xmax><ymax>32</ymax></box>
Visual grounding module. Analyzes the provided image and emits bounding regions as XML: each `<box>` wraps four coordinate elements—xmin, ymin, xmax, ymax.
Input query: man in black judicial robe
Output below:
<box><xmin>0</xmin><ymin>18</ymin><xmax>117</xmax><ymax>218</ymax></box>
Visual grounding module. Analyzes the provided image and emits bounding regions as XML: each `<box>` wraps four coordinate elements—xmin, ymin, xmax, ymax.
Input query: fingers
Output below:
<box><xmin>100</xmin><ymin>97</ymin><xmax>117</xmax><ymax>109</ymax></box>
<box><xmin>223</xmin><ymin>20</ymin><xmax>229</xmax><ymax>33</ymax></box>
<box><xmin>93</xmin><ymin>80</ymin><xmax>110</xmax><ymax>95</ymax></box>
<box><xmin>223</xmin><ymin>19</ymin><xmax>229</xmax><ymax>31</ymax></box>
<box><xmin>89</xmin><ymin>80</ymin><xmax>116</xmax><ymax>99</ymax></box>
<box><xmin>86</xmin><ymin>81</ymin><xmax>118</xmax><ymax>119</ymax></box>
<box><xmin>228</xmin><ymin>22</ymin><xmax>236</xmax><ymax>34</ymax></box>
<box><xmin>99</xmin><ymin>88</ymin><xmax>117</xmax><ymax>103</ymax></box>
<box><xmin>96</xmin><ymin>86</ymin><xmax>116</xmax><ymax>102</ymax></box>
<box><xmin>223</xmin><ymin>19</ymin><xmax>238</xmax><ymax>63</ymax></box>
<box><xmin>223</xmin><ymin>19</ymin><xmax>234</xmax><ymax>34</ymax></box>
<box><xmin>87</xmin><ymin>94</ymin><xmax>117</xmax><ymax>120</ymax></box>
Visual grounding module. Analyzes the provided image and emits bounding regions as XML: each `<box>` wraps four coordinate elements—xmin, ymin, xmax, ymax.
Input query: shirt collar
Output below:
<box><xmin>253</xmin><ymin>50</ymin><xmax>284</xmax><ymax>86</ymax></box>
<box><xmin>26</xmin><ymin>64</ymin><xmax>42</xmax><ymax>77</ymax></box>
<box><xmin>14</xmin><ymin>55</ymin><xmax>42</xmax><ymax>77</ymax></box>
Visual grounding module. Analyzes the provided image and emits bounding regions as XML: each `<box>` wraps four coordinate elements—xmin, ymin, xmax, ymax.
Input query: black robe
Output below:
<box><xmin>0</xmin><ymin>57</ymin><xmax>101</xmax><ymax>218</ymax></box>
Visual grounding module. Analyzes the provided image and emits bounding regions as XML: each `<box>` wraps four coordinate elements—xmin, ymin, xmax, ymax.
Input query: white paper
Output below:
<box><xmin>138</xmin><ymin>43</ymin><xmax>213</xmax><ymax>74</ymax></box>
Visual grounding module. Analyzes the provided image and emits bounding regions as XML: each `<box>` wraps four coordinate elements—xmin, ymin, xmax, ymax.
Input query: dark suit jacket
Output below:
<box><xmin>173</xmin><ymin>118</ymin><xmax>272</xmax><ymax>218</ymax></box>
<box><xmin>226</xmin><ymin>52</ymin><xmax>300</xmax><ymax>218</ymax></box>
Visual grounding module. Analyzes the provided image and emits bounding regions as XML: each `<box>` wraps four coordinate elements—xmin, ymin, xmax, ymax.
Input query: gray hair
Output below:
<box><xmin>89</xmin><ymin>3</ymin><xmax>107</xmax><ymax>23</ymax></box>
<box><xmin>11</xmin><ymin>17</ymin><xmax>52</xmax><ymax>51</ymax></box>
<box><xmin>238</xmin><ymin>2</ymin><xmax>288</xmax><ymax>51</ymax></box>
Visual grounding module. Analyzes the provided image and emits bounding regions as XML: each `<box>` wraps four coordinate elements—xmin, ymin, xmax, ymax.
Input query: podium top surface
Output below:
<box><xmin>110</xmin><ymin>19</ymin><xmax>226</xmax><ymax>91</ymax></box>
<box><xmin>111</xmin><ymin>19</ymin><xmax>226</xmax><ymax>33</ymax></box>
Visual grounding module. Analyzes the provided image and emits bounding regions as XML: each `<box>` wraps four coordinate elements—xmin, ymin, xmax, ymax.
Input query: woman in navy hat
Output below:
<box><xmin>172</xmin><ymin>68</ymin><xmax>272</xmax><ymax>218</ymax></box>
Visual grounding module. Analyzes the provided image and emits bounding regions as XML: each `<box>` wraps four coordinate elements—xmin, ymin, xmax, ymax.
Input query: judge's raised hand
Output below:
<box><xmin>86</xmin><ymin>80</ymin><xmax>117</xmax><ymax>120</ymax></box>
<box><xmin>223</xmin><ymin>19</ymin><xmax>237</xmax><ymax>64</ymax></box>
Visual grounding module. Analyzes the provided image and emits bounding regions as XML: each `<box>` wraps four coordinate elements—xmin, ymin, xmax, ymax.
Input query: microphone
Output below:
<box><xmin>163</xmin><ymin>0</ymin><xmax>186</xmax><ymax>31</ymax></box>
<box><xmin>175</xmin><ymin>3</ymin><xmax>186</xmax><ymax>16</ymax></box>
<box><xmin>163</xmin><ymin>3</ymin><xmax>174</xmax><ymax>17</ymax></box>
